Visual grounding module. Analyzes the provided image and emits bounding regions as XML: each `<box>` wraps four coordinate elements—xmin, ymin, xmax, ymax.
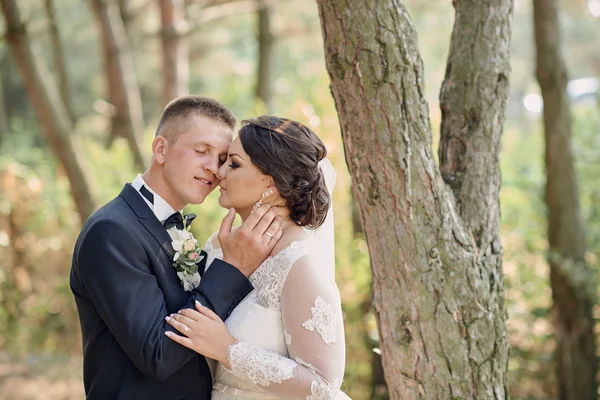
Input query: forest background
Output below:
<box><xmin>0</xmin><ymin>0</ymin><xmax>599</xmax><ymax>399</ymax></box>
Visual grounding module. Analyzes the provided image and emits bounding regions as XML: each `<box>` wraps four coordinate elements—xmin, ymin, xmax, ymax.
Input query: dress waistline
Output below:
<box><xmin>213</xmin><ymin>382</ymin><xmax>279</xmax><ymax>399</ymax></box>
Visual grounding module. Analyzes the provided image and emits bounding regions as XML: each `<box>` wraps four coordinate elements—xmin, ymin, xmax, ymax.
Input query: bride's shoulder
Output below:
<box><xmin>269</xmin><ymin>227</ymin><xmax>309</xmax><ymax>258</ymax></box>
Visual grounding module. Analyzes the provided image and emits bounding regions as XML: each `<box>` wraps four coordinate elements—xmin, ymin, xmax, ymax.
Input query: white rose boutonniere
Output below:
<box><xmin>167</xmin><ymin>213</ymin><xmax>204</xmax><ymax>291</ymax></box>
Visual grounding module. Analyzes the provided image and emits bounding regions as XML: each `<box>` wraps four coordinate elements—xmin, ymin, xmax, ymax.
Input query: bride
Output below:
<box><xmin>164</xmin><ymin>116</ymin><xmax>350</xmax><ymax>400</ymax></box>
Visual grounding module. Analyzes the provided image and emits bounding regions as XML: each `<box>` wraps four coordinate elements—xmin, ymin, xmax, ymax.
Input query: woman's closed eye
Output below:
<box><xmin>228</xmin><ymin>161</ymin><xmax>240</xmax><ymax>169</ymax></box>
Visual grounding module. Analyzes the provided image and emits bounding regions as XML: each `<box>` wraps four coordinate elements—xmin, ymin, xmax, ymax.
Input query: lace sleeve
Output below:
<box><xmin>225</xmin><ymin>255</ymin><xmax>348</xmax><ymax>400</ymax></box>
<box><xmin>202</xmin><ymin>232</ymin><xmax>222</xmax><ymax>274</ymax></box>
<box><xmin>203</xmin><ymin>231</ymin><xmax>220</xmax><ymax>251</ymax></box>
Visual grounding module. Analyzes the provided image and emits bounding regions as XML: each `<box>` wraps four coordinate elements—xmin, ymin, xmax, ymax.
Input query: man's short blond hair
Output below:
<box><xmin>156</xmin><ymin>96</ymin><xmax>236</xmax><ymax>142</ymax></box>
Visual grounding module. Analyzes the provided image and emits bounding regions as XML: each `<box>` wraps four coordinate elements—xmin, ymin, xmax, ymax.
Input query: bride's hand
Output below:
<box><xmin>165</xmin><ymin>300</ymin><xmax>236</xmax><ymax>366</ymax></box>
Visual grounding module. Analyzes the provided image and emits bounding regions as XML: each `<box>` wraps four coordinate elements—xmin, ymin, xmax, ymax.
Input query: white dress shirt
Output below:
<box><xmin>131</xmin><ymin>175</ymin><xmax>178</xmax><ymax>224</ymax></box>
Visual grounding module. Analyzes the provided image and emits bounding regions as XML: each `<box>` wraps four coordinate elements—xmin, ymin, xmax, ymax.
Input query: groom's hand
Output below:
<box><xmin>218</xmin><ymin>205</ymin><xmax>283</xmax><ymax>276</ymax></box>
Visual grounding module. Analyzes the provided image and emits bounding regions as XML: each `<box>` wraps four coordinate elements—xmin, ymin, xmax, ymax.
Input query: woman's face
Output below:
<box><xmin>217</xmin><ymin>137</ymin><xmax>272</xmax><ymax>216</ymax></box>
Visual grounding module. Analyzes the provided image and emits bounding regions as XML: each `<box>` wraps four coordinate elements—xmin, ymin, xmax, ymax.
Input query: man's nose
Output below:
<box><xmin>205</xmin><ymin>156</ymin><xmax>221</xmax><ymax>176</ymax></box>
<box><xmin>215</xmin><ymin>163</ymin><xmax>227</xmax><ymax>181</ymax></box>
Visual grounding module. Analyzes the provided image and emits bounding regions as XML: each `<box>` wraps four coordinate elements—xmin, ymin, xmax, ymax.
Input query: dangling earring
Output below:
<box><xmin>251</xmin><ymin>188</ymin><xmax>274</xmax><ymax>213</ymax></box>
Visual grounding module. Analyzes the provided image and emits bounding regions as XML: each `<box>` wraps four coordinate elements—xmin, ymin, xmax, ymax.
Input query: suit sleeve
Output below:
<box><xmin>75</xmin><ymin>218</ymin><xmax>253</xmax><ymax>380</ymax></box>
<box><xmin>187</xmin><ymin>258</ymin><xmax>251</xmax><ymax>320</ymax></box>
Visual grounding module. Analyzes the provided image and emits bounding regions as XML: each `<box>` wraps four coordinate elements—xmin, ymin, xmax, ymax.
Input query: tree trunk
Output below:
<box><xmin>317</xmin><ymin>1</ymin><xmax>511</xmax><ymax>398</ymax></box>
<box><xmin>255</xmin><ymin>0</ymin><xmax>273</xmax><ymax>112</ymax></box>
<box><xmin>118</xmin><ymin>0</ymin><xmax>133</xmax><ymax>37</ymax></box>
<box><xmin>0</xmin><ymin>62</ymin><xmax>9</xmax><ymax>143</ymax></box>
<box><xmin>439</xmin><ymin>1</ymin><xmax>510</xmax><ymax>247</ymax></box>
<box><xmin>159</xmin><ymin>0</ymin><xmax>189</xmax><ymax>107</ymax></box>
<box><xmin>44</xmin><ymin>0</ymin><xmax>76</xmax><ymax>123</ymax></box>
<box><xmin>351</xmin><ymin>192</ymin><xmax>363</xmax><ymax>236</ymax></box>
<box><xmin>90</xmin><ymin>0</ymin><xmax>146</xmax><ymax>171</ymax></box>
<box><xmin>187</xmin><ymin>1</ymin><xmax>260</xmax><ymax>34</ymax></box>
<box><xmin>1</xmin><ymin>0</ymin><xmax>96</xmax><ymax>224</ymax></box>
<box><xmin>533</xmin><ymin>1</ymin><xmax>597</xmax><ymax>398</ymax></box>
<box><xmin>371</xmin><ymin>348</ymin><xmax>389</xmax><ymax>400</ymax></box>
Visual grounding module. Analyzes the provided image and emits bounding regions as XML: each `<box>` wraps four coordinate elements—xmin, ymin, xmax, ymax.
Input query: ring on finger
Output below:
<box><xmin>184</xmin><ymin>325</ymin><xmax>189</xmax><ymax>334</ymax></box>
<box><xmin>265</xmin><ymin>231</ymin><xmax>274</xmax><ymax>238</ymax></box>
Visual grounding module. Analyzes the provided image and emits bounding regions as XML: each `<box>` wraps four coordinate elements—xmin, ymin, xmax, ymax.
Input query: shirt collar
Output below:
<box><xmin>131</xmin><ymin>174</ymin><xmax>178</xmax><ymax>224</ymax></box>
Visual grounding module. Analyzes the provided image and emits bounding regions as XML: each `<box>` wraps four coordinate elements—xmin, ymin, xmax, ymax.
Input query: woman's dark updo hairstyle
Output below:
<box><xmin>238</xmin><ymin>116</ymin><xmax>330</xmax><ymax>229</ymax></box>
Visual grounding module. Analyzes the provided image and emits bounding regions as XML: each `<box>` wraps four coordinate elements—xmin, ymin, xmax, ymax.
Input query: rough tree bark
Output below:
<box><xmin>89</xmin><ymin>0</ymin><xmax>146</xmax><ymax>170</ymax></box>
<box><xmin>44</xmin><ymin>0</ymin><xmax>76</xmax><ymax>123</ymax></box>
<box><xmin>159</xmin><ymin>0</ymin><xmax>189</xmax><ymax>107</ymax></box>
<box><xmin>1</xmin><ymin>0</ymin><xmax>96</xmax><ymax>224</ymax></box>
<box><xmin>533</xmin><ymin>0</ymin><xmax>597</xmax><ymax>398</ymax></box>
<box><xmin>317</xmin><ymin>1</ymin><xmax>512</xmax><ymax>398</ymax></box>
<box><xmin>351</xmin><ymin>193</ymin><xmax>363</xmax><ymax>236</ymax></box>
<box><xmin>255</xmin><ymin>0</ymin><xmax>273</xmax><ymax>112</ymax></box>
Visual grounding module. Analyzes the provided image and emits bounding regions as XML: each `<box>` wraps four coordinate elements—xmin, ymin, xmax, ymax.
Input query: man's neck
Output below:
<box><xmin>141</xmin><ymin>169</ymin><xmax>185</xmax><ymax>211</ymax></box>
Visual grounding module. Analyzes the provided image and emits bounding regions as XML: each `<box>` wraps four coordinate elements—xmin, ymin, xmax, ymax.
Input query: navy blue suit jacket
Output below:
<box><xmin>70</xmin><ymin>184</ymin><xmax>253</xmax><ymax>399</ymax></box>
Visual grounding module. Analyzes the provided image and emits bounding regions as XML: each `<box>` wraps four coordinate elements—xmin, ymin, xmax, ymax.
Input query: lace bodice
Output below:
<box><xmin>203</xmin><ymin>234</ymin><xmax>349</xmax><ymax>400</ymax></box>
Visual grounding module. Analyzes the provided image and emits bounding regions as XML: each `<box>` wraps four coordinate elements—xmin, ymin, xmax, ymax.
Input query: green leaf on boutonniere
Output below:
<box><xmin>166</xmin><ymin>224</ymin><xmax>204</xmax><ymax>291</ymax></box>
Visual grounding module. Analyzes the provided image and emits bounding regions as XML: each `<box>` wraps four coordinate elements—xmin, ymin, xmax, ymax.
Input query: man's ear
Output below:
<box><xmin>153</xmin><ymin>136</ymin><xmax>168</xmax><ymax>165</ymax></box>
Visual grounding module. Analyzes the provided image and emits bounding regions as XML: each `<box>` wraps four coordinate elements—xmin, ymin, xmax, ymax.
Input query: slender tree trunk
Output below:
<box><xmin>0</xmin><ymin>66</ymin><xmax>9</xmax><ymax>143</ymax></box>
<box><xmin>0</xmin><ymin>52</ymin><xmax>11</xmax><ymax>144</ymax></box>
<box><xmin>255</xmin><ymin>0</ymin><xmax>273</xmax><ymax>112</ymax></box>
<box><xmin>118</xmin><ymin>0</ymin><xmax>133</xmax><ymax>37</ymax></box>
<box><xmin>44</xmin><ymin>0</ymin><xmax>75</xmax><ymax>123</ymax></box>
<box><xmin>90</xmin><ymin>0</ymin><xmax>146</xmax><ymax>170</ymax></box>
<box><xmin>317</xmin><ymin>1</ymin><xmax>512</xmax><ymax>398</ymax></box>
<box><xmin>187</xmin><ymin>1</ymin><xmax>260</xmax><ymax>35</ymax></box>
<box><xmin>533</xmin><ymin>1</ymin><xmax>597</xmax><ymax>398</ymax></box>
<box><xmin>159</xmin><ymin>0</ymin><xmax>189</xmax><ymax>107</ymax></box>
<box><xmin>1</xmin><ymin>0</ymin><xmax>96</xmax><ymax>224</ymax></box>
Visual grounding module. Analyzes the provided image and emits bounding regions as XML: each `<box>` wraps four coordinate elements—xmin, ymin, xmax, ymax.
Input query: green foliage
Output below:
<box><xmin>502</xmin><ymin>106</ymin><xmax>600</xmax><ymax>399</ymax></box>
<box><xmin>573</xmin><ymin>107</ymin><xmax>600</xmax><ymax>257</ymax></box>
<box><xmin>1</xmin><ymin>0</ymin><xmax>599</xmax><ymax>398</ymax></box>
<box><xmin>0</xmin><ymin>133</ymin><xmax>81</xmax><ymax>355</ymax></box>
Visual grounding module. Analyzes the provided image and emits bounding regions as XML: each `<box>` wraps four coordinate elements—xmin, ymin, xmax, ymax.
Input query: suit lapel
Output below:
<box><xmin>119</xmin><ymin>184</ymin><xmax>176</xmax><ymax>262</ymax></box>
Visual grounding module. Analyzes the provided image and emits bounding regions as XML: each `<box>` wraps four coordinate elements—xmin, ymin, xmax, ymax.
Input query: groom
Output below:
<box><xmin>70</xmin><ymin>96</ymin><xmax>282</xmax><ymax>399</ymax></box>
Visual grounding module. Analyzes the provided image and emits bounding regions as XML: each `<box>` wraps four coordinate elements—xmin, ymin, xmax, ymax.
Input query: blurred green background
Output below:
<box><xmin>0</xmin><ymin>0</ymin><xmax>599</xmax><ymax>398</ymax></box>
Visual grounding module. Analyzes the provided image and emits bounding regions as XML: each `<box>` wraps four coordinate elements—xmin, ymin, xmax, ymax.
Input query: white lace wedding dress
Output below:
<box><xmin>203</xmin><ymin>234</ymin><xmax>350</xmax><ymax>400</ymax></box>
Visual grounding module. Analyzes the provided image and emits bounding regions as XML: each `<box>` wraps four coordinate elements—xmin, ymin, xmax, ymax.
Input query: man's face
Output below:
<box><xmin>160</xmin><ymin>114</ymin><xmax>233</xmax><ymax>207</ymax></box>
